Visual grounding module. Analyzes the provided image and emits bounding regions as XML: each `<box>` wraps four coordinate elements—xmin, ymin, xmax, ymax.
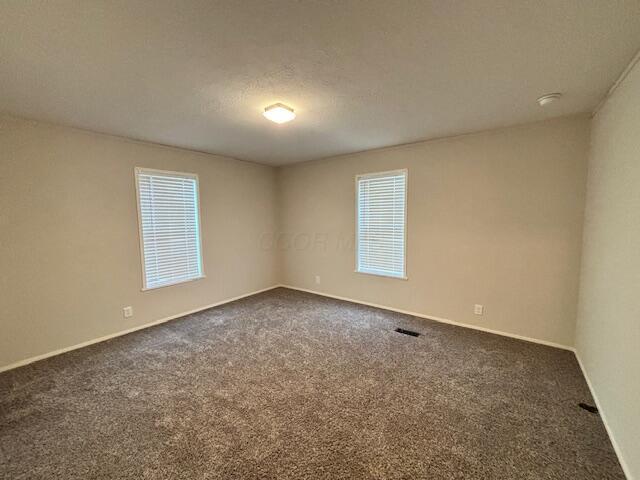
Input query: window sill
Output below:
<box><xmin>142</xmin><ymin>274</ymin><xmax>206</xmax><ymax>291</ymax></box>
<box><xmin>355</xmin><ymin>269</ymin><xmax>408</xmax><ymax>281</ymax></box>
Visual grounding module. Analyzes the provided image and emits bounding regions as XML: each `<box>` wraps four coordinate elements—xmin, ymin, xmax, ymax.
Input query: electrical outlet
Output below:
<box><xmin>123</xmin><ymin>306</ymin><xmax>133</xmax><ymax>318</ymax></box>
<box><xmin>315</xmin><ymin>275</ymin><xmax>321</xmax><ymax>285</ymax></box>
<box><xmin>474</xmin><ymin>304</ymin><xmax>484</xmax><ymax>315</ymax></box>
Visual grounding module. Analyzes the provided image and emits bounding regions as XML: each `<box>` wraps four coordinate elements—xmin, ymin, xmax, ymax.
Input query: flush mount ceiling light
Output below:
<box><xmin>263</xmin><ymin>103</ymin><xmax>296</xmax><ymax>124</ymax></box>
<box><xmin>536</xmin><ymin>93</ymin><xmax>562</xmax><ymax>106</ymax></box>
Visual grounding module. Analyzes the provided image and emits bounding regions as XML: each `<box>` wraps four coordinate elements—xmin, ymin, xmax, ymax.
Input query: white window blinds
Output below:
<box><xmin>356</xmin><ymin>170</ymin><xmax>407</xmax><ymax>279</ymax></box>
<box><xmin>135</xmin><ymin>168</ymin><xmax>204</xmax><ymax>290</ymax></box>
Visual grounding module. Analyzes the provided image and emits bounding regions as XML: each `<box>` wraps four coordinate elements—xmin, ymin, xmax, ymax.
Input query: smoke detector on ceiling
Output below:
<box><xmin>536</xmin><ymin>93</ymin><xmax>562</xmax><ymax>106</ymax></box>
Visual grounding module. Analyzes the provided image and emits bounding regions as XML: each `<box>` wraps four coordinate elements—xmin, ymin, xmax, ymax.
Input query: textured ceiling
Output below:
<box><xmin>1</xmin><ymin>1</ymin><xmax>639</xmax><ymax>165</ymax></box>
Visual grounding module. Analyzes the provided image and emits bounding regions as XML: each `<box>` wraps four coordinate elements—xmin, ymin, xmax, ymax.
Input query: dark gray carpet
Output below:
<box><xmin>0</xmin><ymin>288</ymin><xmax>624</xmax><ymax>479</ymax></box>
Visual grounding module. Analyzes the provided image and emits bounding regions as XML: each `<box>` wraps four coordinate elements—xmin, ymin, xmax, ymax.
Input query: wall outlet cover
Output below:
<box><xmin>474</xmin><ymin>304</ymin><xmax>484</xmax><ymax>315</ymax></box>
<box><xmin>123</xmin><ymin>306</ymin><xmax>133</xmax><ymax>318</ymax></box>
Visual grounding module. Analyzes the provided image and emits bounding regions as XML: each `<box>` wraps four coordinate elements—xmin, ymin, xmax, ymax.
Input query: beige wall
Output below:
<box><xmin>0</xmin><ymin>115</ymin><xmax>278</xmax><ymax>369</ymax></box>
<box><xmin>576</xmin><ymin>59</ymin><xmax>640</xmax><ymax>479</ymax></box>
<box><xmin>2</xmin><ymin>81</ymin><xmax>636</xmax><ymax>474</ymax></box>
<box><xmin>0</xmin><ymin>114</ymin><xmax>592</xmax><ymax>368</ymax></box>
<box><xmin>278</xmin><ymin>115</ymin><xmax>590</xmax><ymax>347</ymax></box>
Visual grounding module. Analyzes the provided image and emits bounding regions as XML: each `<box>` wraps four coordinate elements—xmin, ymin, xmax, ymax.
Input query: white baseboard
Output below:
<box><xmin>0</xmin><ymin>285</ymin><xmax>280</xmax><ymax>374</ymax></box>
<box><xmin>1</xmin><ymin>283</ymin><xmax>628</xmax><ymax>477</ymax></box>
<box><xmin>280</xmin><ymin>284</ymin><xmax>635</xmax><ymax>477</ymax></box>
<box><xmin>278</xmin><ymin>284</ymin><xmax>575</xmax><ymax>351</ymax></box>
<box><xmin>575</xmin><ymin>352</ymin><xmax>632</xmax><ymax>480</ymax></box>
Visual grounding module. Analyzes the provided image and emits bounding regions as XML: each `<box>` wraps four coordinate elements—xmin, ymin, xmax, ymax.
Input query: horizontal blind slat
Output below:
<box><xmin>357</xmin><ymin>171</ymin><xmax>406</xmax><ymax>278</ymax></box>
<box><xmin>137</xmin><ymin>169</ymin><xmax>203</xmax><ymax>289</ymax></box>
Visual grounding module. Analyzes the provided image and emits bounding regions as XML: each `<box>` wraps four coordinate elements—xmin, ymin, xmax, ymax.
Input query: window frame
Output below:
<box><xmin>135</xmin><ymin>167</ymin><xmax>206</xmax><ymax>291</ymax></box>
<box><xmin>354</xmin><ymin>168</ymin><xmax>408</xmax><ymax>280</ymax></box>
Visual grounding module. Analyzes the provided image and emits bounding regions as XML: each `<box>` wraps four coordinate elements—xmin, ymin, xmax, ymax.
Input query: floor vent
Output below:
<box><xmin>395</xmin><ymin>328</ymin><xmax>420</xmax><ymax>337</ymax></box>
<box><xmin>579</xmin><ymin>403</ymin><xmax>599</xmax><ymax>414</ymax></box>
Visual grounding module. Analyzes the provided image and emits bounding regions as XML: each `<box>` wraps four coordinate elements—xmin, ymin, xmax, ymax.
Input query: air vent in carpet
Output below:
<box><xmin>579</xmin><ymin>403</ymin><xmax>599</xmax><ymax>414</ymax></box>
<box><xmin>395</xmin><ymin>328</ymin><xmax>420</xmax><ymax>337</ymax></box>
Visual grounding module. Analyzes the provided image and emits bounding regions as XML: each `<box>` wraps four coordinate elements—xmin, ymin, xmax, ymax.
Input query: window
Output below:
<box><xmin>356</xmin><ymin>169</ymin><xmax>407</xmax><ymax>279</ymax></box>
<box><xmin>135</xmin><ymin>168</ymin><xmax>204</xmax><ymax>290</ymax></box>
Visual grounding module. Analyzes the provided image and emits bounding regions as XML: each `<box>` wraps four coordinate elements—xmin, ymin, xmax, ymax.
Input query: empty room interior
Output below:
<box><xmin>1</xmin><ymin>1</ymin><xmax>639</xmax><ymax>479</ymax></box>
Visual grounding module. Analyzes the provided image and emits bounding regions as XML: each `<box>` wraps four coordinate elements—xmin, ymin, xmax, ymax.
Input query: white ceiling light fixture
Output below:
<box><xmin>536</xmin><ymin>93</ymin><xmax>562</xmax><ymax>106</ymax></box>
<box><xmin>263</xmin><ymin>103</ymin><xmax>296</xmax><ymax>124</ymax></box>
